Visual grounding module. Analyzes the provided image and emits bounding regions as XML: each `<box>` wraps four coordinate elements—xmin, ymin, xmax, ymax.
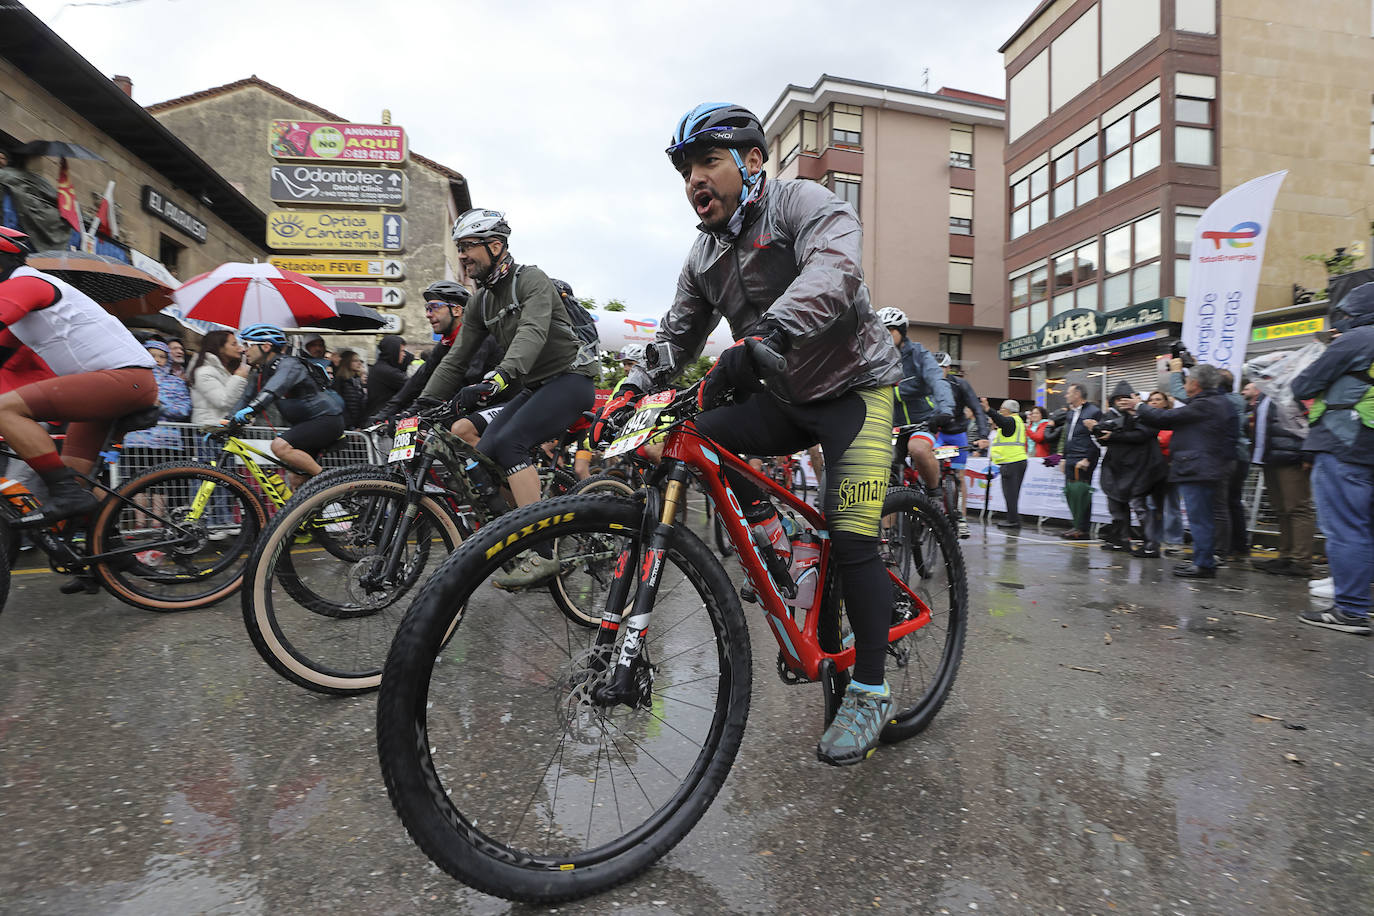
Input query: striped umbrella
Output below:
<box><xmin>171</xmin><ymin>262</ymin><xmax>338</xmax><ymax>330</ymax></box>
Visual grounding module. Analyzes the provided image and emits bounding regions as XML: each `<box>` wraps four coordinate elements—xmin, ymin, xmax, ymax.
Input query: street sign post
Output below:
<box><xmin>269</xmin><ymin>164</ymin><xmax>406</xmax><ymax>207</ymax></box>
<box><xmin>269</xmin><ymin>120</ymin><xmax>406</xmax><ymax>164</ymax></box>
<box><xmin>322</xmin><ymin>284</ymin><xmax>407</xmax><ymax>307</ymax></box>
<box><xmin>268</xmin><ymin>256</ymin><xmax>404</xmax><ymax>280</ymax></box>
<box><xmin>267</xmin><ymin>210</ymin><xmax>405</xmax><ymax>252</ymax></box>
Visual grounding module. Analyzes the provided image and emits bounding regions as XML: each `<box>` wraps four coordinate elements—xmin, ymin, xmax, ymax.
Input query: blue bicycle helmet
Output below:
<box><xmin>239</xmin><ymin>323</ymin><xmax>288</xmax><ymax>349</ymax></box>
<box><xmin>667</xmin><ymin>103</ymin><xmax>769</xmax><ymax>205</ymax></box>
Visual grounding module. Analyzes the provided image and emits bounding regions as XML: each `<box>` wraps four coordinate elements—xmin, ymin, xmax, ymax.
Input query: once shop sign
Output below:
<box><xmin>269</xmin><ymin>164</ymin><xmax>406</xmax><ymax>207</ymax></box>
<box><xmin>268</xmin><ymin>256</ymin><xmax>404</xmax><ymax>280</ymax></box>
<box><xmin>1251</xmin><ymin>317</ymin><xmax>1324</xmax><ymax>342</ymax></box>
<box><xmin>268</xmin><ymin>120</ymin><xmax>407</xmax><ymax>164</ymax></box>
<box><xmin>321</xmin><ymin>284</ymin><xmax>406</xmax><ymax>307</ymax></box>
<box><xmin>266</xmin><ymin>210</ymin><xmax>404</xmax><ymax>252</ymax></box>
<box><xmin>140</xmin><ymin>185</ymin><xmax>207</xmax><ymax>243</ymax></box>
<box><xmin>999</xmin><ymin>299</ymin><xmax>1174</xmax><ymax>360</ymax></box>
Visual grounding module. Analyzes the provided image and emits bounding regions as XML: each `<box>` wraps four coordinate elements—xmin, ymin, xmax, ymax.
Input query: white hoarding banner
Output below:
<box><xmin>963</xmin><ymin>457</ymin><xmax>1112</xmax><ymax>524</ymax></box>
<box><xmin>592</xmin><ymin>311</ymin><xmax>730</xmax><ymax>359</ymax></box>
<box><xmin>1182</xmin><ymin>171</ymin><xmax>1287</xmax><ymax>388</ymax></box>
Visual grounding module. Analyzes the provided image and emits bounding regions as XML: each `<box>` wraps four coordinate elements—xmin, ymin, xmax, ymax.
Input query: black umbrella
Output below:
<box><xmin>15</xmin><ymin>140</ymin><xmax>104</xmax><ymax>161</ymax></box>
<box><xmin>313</xmin><ymin>300</ymin><xmax>387</xmax><ymax>331</ymax></box>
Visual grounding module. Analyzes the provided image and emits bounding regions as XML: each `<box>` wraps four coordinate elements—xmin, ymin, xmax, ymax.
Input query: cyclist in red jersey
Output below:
<box><xmin>0</xmin><ymin>227</ymin><xmax>158</xmax><ymax>525</ymax></box>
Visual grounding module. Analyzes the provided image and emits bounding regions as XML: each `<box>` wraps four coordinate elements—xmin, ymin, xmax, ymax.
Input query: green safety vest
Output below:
<box><xmin>990</xmin><ymin>413</ymin><xmax>1028</xmax><ymax>465</ymax></box>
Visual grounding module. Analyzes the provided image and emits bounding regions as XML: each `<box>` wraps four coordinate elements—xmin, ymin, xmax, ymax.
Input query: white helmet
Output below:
<box><xmin>876</xmin><ymin>307</ymin><xmax>908</xmax><ymax>332</ymax></box>
<box><xmin>451</xmin><ymin>208</ymin><xmax>511</xmax><ymax>243</ymax></box>
<box><xmin>618</xmin><ymin>344</ymin><xmax>645</xmax><ymax>363</ymax></box>
<box><xmin>933</xmin><ymin>351</ymin><xmax>953</xmax><ymax>368</ymax></box>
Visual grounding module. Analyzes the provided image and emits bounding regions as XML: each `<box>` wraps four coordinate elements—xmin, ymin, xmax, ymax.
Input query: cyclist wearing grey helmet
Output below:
<box><xmin>879</xmin><ymin>306</ymin><xmax>952</xmax><ymax>488</ymax></box>
<box><xmin>622</xmin><ymin>102</ymin><xmax>903</xmax><ymax>767</ymax></box>
<box><xmin>420</xmin><ymin>209</ymin><xmax>596</xmax><ymax>589</ymax></box>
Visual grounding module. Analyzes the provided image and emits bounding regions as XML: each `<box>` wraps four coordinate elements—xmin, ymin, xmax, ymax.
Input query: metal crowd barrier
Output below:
<box><xmin>108</xmin><ymin>422</ymin><xmax>384</xmax><ymax>486</ymax></box>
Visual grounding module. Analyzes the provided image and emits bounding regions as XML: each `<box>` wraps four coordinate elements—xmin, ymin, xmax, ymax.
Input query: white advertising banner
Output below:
<box><xmin>964</xmin><ymin>457</ymin><xmax>1112</xmax><ymax>524</ymax></box>
<box><xmin>1182</xmin><ymin>171</ymin><xmax>1287</xmax><ymax>388</ymax></box>
<box><xmin>592</xmin><ymin>311</ymin><xmax>731</xmax><ymax>359</ymax></box>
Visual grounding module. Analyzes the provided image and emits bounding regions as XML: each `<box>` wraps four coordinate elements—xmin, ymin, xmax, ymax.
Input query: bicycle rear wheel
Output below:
<box><xmin>242</xmin><ymin>472</ymin><xmax>463</xmax><ymax>695</ymax></box>
<box><xmin>378</xmin><ymin>494</ymin><xmax>751</xmax><ymax>903</ymax></box>
<box><xmin>90</xmin><ymin>461</ymin><xmax>268</xmax><ymax>612</ymax></box>
<box><xmin>877</xmin><ymin>486</ymin><xmax>967</xmax><ymax>742</ymax></box>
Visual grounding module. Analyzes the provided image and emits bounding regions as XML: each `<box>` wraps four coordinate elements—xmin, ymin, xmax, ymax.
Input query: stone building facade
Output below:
<box><xmin>149</xmin><ymin>77</ymin><xmax>472</xmax><ymax>350</ymax></box>
<box><xmin>0</xmin><ymin>12</ymin><xmax>267</xmax><ymax>285</ymax></box>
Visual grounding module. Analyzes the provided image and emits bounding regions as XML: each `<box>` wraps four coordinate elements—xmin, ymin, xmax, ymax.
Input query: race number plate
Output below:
<box><xmin>389</xmin><ymin>416</ymin><xmax>420</xmax><ymax>462</ymax></box>
<box><xmin>933</xmin><ymin>445</ymin><xmax>960</xmax><ymax>461</ymax></box>
<box><xmin>604</xmin><ymin>391</ymin><xmax>675</xmax><ymax>459</ymax></box>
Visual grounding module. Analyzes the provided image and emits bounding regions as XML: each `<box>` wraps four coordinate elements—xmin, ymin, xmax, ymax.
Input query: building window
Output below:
<box><xmin>938</xmin><ymin>333</ymin><xmax>963</xmax><ymax>363</ymax></box>
<box><xmin>1049</xmin><ymin>133</ymin><xmax>1101</xmax><ymax>221</ymax></box>
<box><xmin>949</xmin><ymin>256</ymin><xmax>973</xmax><ymax>304</ymax></box>
<box><xmin>827</xmin><ymin>172</ymin><xmax>861</xmax><ymax>215</ymax></box>
<box><xmin>949</xmin><ymin>189</ymin><xmax>973</xmax><ymax>235</ymax></box>
<box><xmin>950</xmin><ymin>124</ymin><xmax>974</xmax><ymax>168</ymax></box>
<box><xmin>1048</xmin><ymin>239</ymin><xmax>1101</xmax><ymax>313</ymax></box>
<box><xmin>1008</xmin><ymin>260</ymin><xmax>1050</xmax><ymax>335</ymax></box>
<box><xmin>1010</xmin><ymin>163</ymin><xmax>1051</xmax><ymax>239</ymax></box>
<box><xmin>1100</xmin><ymin>211</ymin><xmax>1163</xmax><ymax>309</ymax></box>
<box><xmin>1103</xmin><ymin>96</ymin><xmax>1162</xmax><ymax>192</ymax></box>
<box><xmin>1175</xmin><ymin>73</ymin><xmax>1216</xmax><ymax>166</ymax></box>
<box><xmin>158</xmin><ymin>234</ymin><xmax>185</xmax><ymax>279</ymax></box>
<box><xmin>1174</xmin><ymin>205</ymin><xmax>1205</xmax><ymax>295</ymax></box>
<box><xmin>1175</xmin><ymin>0</ymin><xmax>1216</xmax><ymax>34</ymax></box>
<box><xmin>778</xmin><ymin>111</ymin><xmax>819</xmax><ymax>167</ymax></box>
<box><xmin>827</xmin><ymin>103</ymin><xmax>863</xmax><ymax>148</ymax></box>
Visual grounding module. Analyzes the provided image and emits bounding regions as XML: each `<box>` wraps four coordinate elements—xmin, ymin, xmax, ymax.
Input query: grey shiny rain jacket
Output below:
<box><xmin>629</xmin><ymin>178</ymin><xmax>900</xmax><ymax>403</ymax></box>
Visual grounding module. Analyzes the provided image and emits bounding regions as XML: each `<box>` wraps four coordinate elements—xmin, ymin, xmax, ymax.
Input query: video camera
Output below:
<box><xmin>1169</xmin><ymin>340</ymin><xmax>1197</xmax><ymax>368</ymax></box>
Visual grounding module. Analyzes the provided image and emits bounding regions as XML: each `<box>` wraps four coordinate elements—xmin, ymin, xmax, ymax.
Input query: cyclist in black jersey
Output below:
<box><xmin>617</xmin><ymin>103</ymin><xmax>903</xmax><ymax>766</ymax></box>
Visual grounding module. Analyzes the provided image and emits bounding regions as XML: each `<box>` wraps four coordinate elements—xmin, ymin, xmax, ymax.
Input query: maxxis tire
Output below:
<box><xmin>377</xmin><ymin>494</ymin><xmax>751</xmax><ymax>903</ymax></box>
<box><xmin>90</xmin><ymin>461</ymin><xmax>268</xmax><ymax>612</ymax></box>
<box><xmin>242</xmin><ymin>472</ymin><xmax>464</xmax><ymax>695</ymax></box>
<box><xmin>878</xmin><ymin>486</ymin><xmax>967</xmax><ymax>742</ymax></box>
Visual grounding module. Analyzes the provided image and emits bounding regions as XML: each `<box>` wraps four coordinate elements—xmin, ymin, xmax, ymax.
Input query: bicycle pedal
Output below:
<box><xmin>739</xmin><ymin>585</ymin><xmax>758</xmax><ymax>604</ymax></box>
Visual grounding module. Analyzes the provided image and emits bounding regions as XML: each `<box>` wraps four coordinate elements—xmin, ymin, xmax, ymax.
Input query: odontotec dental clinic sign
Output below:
<box><xmin>269</xmin><ymin>120</ymin><xmax>406</xmax><ymax>164</ymax></box>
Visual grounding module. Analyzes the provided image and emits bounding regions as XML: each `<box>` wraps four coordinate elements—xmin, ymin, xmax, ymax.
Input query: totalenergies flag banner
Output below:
<box><xmin>592</xmin><ymin>310</ymin><xmax>731</xmax><ymax>359</ymax></box>
<box><xmin>1182</xmin><ymin>171</ymin><xmax>1287</xmax><ymax>388</ymax></box>
<box><xmin>269</xmin><ymin>120</ymin><xmax>407</xmax><ymax>164</ymax></box>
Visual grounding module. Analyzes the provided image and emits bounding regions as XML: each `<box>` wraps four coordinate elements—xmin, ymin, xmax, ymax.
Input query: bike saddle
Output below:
<box><xmin>111</xmin><ymin>406</ymin><xmax>161</xmax><ymax>438</ymax></box>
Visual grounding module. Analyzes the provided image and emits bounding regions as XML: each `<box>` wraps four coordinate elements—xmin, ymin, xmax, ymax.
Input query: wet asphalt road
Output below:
<box><xmin>0</xmin><ymin>521</ymin><xmax>1369</xmax><ymax>916</ymax></box>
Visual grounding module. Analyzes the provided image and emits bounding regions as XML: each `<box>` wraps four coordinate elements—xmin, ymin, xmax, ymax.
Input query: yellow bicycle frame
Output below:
<box><xmin>189</xmin><ymin>436</ymin><xmax>295</xmax><ymax>521</ymax></box>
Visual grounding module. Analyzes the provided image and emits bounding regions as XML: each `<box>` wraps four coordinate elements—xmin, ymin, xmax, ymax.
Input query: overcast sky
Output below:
<box><xmin>28</xmin><ymin>0</ymin><xmax>1030</xmax><ymax>310</ymax></box>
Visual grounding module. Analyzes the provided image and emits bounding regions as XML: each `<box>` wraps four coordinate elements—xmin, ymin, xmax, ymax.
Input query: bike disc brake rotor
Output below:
<box><xmin>344</xmin><ymin>554</ymin><xmax>405</xmax><ymax>610</ymax></box>
<box><xmin>553</xmin><ymin>644</ymin><xmax>654</xmax><ymax>743</ymax></box>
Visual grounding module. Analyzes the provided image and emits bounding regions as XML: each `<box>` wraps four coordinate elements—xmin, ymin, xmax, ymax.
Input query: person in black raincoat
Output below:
<box><xmin>1084</xmin><ymin>380</ymin><xmax>1168</xmax><ymax>556</ymax></box>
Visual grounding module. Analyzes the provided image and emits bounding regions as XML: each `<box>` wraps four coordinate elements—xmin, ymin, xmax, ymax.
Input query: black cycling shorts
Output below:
<box><xmin>280</xmin><ymin>413</ymin><xmax>346</xmax><ymax>457</ymax></box>
<box><xmin>478</xmin><ymin>373</ymin><xmax>595</xmax><ymax>475</ymax></box>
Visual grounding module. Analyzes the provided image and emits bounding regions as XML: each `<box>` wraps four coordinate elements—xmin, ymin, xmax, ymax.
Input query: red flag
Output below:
<box><xmin>89</xmin><ymin>179</ymin><xmax>118</xmax><ymax>238</ymax></box>
<box><xmin>55</xmin><ymin>158</ymin><xmax>83</xmax><ymax>232</ymax></box>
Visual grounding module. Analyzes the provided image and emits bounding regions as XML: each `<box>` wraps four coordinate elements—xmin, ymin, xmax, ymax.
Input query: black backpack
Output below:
<box><xmin>500</xmin><ymin>266</ymin><xmax>601</xmax><ymax>369</ymax></box>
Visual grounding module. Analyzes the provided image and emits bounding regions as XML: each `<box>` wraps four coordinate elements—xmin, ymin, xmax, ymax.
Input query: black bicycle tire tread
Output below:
<box><xmin>549</xmin><ymin>475</ymin><xmax>638</xmax><ymax>626</ymax></box>
<box><xmin>377</xmin><ymin>493</ymin><xmax>752</xmax><ymax>903</ymax></box>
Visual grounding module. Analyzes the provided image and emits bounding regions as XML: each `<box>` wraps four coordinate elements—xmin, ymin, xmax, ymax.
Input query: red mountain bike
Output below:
<box><xmin>376</xmin><ymin>345</ymin><xmax>969</xmax><ymax>903</ymax></box>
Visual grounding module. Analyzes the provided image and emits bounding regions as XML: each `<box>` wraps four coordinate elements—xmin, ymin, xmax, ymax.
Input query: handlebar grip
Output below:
<box><xmin>746</xmin><ymin>338</ymin><xmax>786</xmax><ymax>378</ymax></box>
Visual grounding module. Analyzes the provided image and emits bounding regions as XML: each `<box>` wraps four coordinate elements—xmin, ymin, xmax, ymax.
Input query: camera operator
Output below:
<box><xmin>1134</xmin><ymin>363</ymin><xmax>1238</xmax><ymax>578</ymax></box>
<box><xmin>1082</xmin><ymin>381</ymin><xmax>1167</xmax><ymax>557</ymax></box>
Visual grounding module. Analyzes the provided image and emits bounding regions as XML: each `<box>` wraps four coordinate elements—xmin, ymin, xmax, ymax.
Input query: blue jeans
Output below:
<box><xmin>1157</xmin><ymin>483</ymin><xmax>1184</xmax><ymax>543</ymax></box>
<box><xmin>1177</xmin><ymin>482</ymin><xmax>1217</xmax><ymax>569</ymax></box>
<box><xmin>1310</xmin><ymin>453</ymin><xmax>1374</xmax><ymax>617</ymax></box>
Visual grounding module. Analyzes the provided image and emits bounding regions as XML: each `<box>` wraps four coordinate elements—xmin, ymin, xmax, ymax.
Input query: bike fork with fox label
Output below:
<box><xmin>590</xmin><ymin>466</ymin><xmax>689</xmax><ymax>706</ymax></box>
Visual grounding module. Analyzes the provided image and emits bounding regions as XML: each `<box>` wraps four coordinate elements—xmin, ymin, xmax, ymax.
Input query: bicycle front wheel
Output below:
<box><xmin>877</xmin><ymin>486</ymin><xmax>968</xmax><ymax>742</ymax></box>
<box><xmin>242</xmin><ymin>472</ymin><xmax>463</xmax><ymax>695</ymax></box>
<box><xmin>378</xmin><ymin>493</ymin><xmax>752</xmax><ymax>903</ymax></box>
<box><xmin>90</xmin><ymin>461</ymin><xmax>268</xmax><ymax>612</ymax></box>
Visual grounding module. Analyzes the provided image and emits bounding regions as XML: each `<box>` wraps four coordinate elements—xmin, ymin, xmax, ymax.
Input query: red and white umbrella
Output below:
<box><xmin>170</xmin><ymin>262</ymin><xmax>338</xmax><ymax>329</ymax></box>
